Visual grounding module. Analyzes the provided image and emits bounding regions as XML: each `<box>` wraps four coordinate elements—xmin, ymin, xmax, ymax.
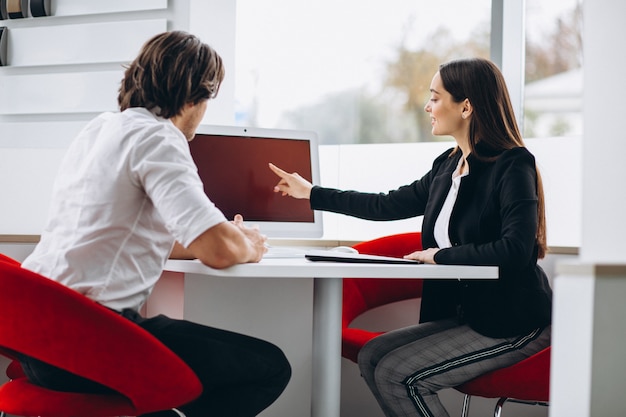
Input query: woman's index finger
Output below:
<box><xmin>268</xmin><ymin>162</ymin><xmax>288</xmax><ymax>177</ymax></box>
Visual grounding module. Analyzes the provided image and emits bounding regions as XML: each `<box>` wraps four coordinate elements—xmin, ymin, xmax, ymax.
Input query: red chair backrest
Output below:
<box><xmin>0</xmin><ymin>259</ymin><xmax>202</xmax><ymax>412</ymax></box>
<box><xmin>0</xmin><ymin>254</ymin><xmax>25</xmax><ymax>378</ymax></box>
<box><xmin>342</xmin><ymin>233</ymin><xmax>424</xmax><ymax>362</ymax></box>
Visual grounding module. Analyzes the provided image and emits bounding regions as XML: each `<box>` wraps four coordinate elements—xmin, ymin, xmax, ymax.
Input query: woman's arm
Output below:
<box><xmin>269</xmin><ymin>149</ymin><xmax>455</xmax><ymax>222</ymax></box>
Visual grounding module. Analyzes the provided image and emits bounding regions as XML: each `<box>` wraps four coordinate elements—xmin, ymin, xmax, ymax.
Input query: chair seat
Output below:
<box><xmin>455</xmin><ymin>347</ymin><xmax>551</xmax><ymax>402</ymax></box>
<box><xmin>0</xmin><ymin>378</ymin><xmax>137</xmax><ymax>417</ymax></box>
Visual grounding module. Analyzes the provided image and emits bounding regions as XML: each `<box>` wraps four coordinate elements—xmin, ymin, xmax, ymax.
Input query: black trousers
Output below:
<box><xmin>20</xmin><ymin>309</ymin><xmax>292</xmax><ymax>417</ymax></box>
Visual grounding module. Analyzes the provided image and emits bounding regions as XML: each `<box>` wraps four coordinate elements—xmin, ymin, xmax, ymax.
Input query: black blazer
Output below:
<box><xmin>310</xmin><ymin>146</ymin><xmax>552</xmax><ymax>338</ymax></box>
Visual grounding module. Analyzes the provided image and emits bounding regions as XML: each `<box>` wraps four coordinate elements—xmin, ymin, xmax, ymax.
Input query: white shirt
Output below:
<box><xmin>434</xmin><ymin>156</ymin><xmax>469</xmax><ymax>249</ymax></box>
<box><xmin>23</xmin><ymin>108</ymin><xmax>227</xmax><ymax>311</ymax></box>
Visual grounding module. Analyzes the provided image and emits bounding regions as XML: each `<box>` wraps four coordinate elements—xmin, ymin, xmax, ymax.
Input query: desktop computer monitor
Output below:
<box><xmin>189</xmin><ymin>125</ymin><xmax>323</xmax><ymax>239</ymax></box>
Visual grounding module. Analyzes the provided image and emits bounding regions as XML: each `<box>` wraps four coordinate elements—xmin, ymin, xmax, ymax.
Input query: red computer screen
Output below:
<box><xmin>189</xmin><ymin>134</ymin><xmax>315</xmax><ymax>223</ymax></box>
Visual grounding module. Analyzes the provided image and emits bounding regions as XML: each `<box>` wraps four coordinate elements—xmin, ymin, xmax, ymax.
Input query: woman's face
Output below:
<box><xmin>424</xmin><ymin>71</ymin><xmax>467</xmax><ymax>139</ymax></box>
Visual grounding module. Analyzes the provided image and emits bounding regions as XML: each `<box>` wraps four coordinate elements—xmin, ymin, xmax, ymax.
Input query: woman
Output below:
<box><xmin>269</xmin><ymin>57</ymin><xmax>551</xmax><ymax>417</ymax></box>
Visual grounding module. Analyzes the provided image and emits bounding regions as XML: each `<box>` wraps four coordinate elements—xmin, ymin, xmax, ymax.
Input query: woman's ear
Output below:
<box><xmin>461</xmin><ymin>98</ymin><xmax>473</xmax><ymax>120</ymax></box>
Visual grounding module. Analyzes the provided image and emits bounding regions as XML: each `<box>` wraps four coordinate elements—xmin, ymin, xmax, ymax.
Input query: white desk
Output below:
<box><xmin>164</xmin><ymin>258</ymin><xmax>497</xmax><ymax>417</ymax></box>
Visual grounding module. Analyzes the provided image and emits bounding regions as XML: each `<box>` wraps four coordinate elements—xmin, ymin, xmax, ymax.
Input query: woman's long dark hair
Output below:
<box><xmin>439</xmin><ymin>58</ymin><xmax>547</xmax><ymax>258</ymax></box>
<box><xmin>118</xmin><ymin>31</ymin><xmax>225</xmax><ymax>119</ymax></box>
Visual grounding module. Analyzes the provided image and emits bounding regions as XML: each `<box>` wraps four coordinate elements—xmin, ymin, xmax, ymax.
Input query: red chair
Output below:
<box><xmin>0</xmin><ymin>256</ymin><xmax>202</xmax><ymax>417</ymax></box>
<box><xmin>455</xmin><ymin>347</ymin><xmax>550</xmax><ymax>417</ymax></box>
<box><xmin>0</xmin><ymin>254</ymin><xmax>25</xmax><ymax>382</ymax></box>
<box><xmin>341</xmin><ymin>234</ymin><xmax>550</xmax><ymax>416</ymax></box>
<box><xmin>342</xmin><ymin>232</ymin><xmax>423</xmax><ymax>362</ymax></box>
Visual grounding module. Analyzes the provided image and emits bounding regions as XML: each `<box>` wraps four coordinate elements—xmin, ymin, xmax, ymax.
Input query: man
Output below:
<box><xmin>20</xmin><ymin>31</ymin><xmax>291</xmax><ymax>417</ymax></box>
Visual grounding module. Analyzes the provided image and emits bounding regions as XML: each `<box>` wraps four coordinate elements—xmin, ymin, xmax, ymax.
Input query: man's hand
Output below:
<box><xmin>186</xmin><ymin>215</ymin><xmax>267</xmax><ymax>269</ymax></box>
<box><xmin>232</xmin><ymin>214</ymin><xmax>267</xmax><ymax>262</ymax></box>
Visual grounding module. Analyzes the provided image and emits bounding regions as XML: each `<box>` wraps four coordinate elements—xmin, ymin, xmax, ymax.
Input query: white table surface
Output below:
<box><xmin>165</xmin><ymin>257</ymin><xmax>497</xmax><ymax>279</ymax></box>
<box><xmin>164</xmin><ymin>257</ymin><xmax>498</xmax><ymax>417</ymax></box>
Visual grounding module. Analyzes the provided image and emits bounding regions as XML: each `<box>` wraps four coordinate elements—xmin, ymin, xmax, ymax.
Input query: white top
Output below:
<box><xmin>23</xmin><ymin>108</ymin><xmax>227</xmax><ymax>311</ymax></box>
<box><xmin>433</xmin><ymin>157</ymin><xmax>469</xmax><ymax>248</ymax></box>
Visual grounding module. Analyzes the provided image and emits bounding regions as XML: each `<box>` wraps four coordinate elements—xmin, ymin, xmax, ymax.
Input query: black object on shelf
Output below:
<box><xmin>30</xmin><ymin>0</ymin><xmax>51</xmax><ymax>17</ymax></box>
<box><xmin>0</xmin><ymin>27</ymin><xmax>6</xmax><ymax>66</ymax></box>
<box><xmin>0</xmin><ymin>0</ymin><xmax>7</xmax><ymax>20</ymax></box>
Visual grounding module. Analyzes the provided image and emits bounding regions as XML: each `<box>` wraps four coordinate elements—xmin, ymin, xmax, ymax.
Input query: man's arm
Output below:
<box><xmin>170</xmin><ymin>216</ymin><xmax>267</xmax><ymax>269</ymax></box>
<box><xmin>170</xmin><ymin>241</ymin><xmax>195</xmax><ymax>260</ymax></box>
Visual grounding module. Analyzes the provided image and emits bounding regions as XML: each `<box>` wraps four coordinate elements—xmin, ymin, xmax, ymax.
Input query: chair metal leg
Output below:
<box><xmin>460</xmin><ymin>394</ymin><xmax>472</xmax><ymax>417</ymax></box>
<box><xmin>171</xmin><ymin>408</ymin><xmax>186</xmax><ymax>417</ymax></box>
<box><xmin>494</xmin><ymin>397</ymin><xmax>508</xmax><ymax>417</ymax></box>
<box><xmin>493</xmin><ymin>397</ymin><xmax>549</xmax><ymax>417</ymax></box>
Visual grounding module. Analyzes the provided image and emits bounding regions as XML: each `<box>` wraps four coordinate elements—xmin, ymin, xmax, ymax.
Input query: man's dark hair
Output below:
<box><xmin>118</xmin><ymin>30</ymin><xmax>225</xmax><ymax>119</ymax></box>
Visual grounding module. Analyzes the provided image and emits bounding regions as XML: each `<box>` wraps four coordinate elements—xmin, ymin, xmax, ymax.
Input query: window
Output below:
<box><xmin>234</xmin><ymin>1</ymin><xmax>583</xmax><ymax>247</ymax></box>
<box><xmin>235</xmin><ymin>0</ymin><xmax>491</xmax><ymax>144</ymax></box>
<box><xmin>524</xmin><ymin>0</ymin><xmax>583</xmax><ymax>138</ymax></box>
<box><xmin>523</xmin><ymin>0</ymin><xmax>583</xmax><ymax>248</ymax></box>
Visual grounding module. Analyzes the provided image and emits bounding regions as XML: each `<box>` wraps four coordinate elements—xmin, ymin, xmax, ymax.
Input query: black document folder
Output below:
<box><xmin>304</xmin><ymin>250</ymin><xmax>421</xmax><ymax>264</ymax></box>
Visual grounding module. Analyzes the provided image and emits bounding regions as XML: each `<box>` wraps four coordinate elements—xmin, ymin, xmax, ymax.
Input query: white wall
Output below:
<box><xmin>0</xmin><ymin>0</ymin><xmax>236</xmax><ymax>234</ymax></box>
<box><xmin>579</xmin><ymin>1</ymin><xmax>626</xmax><ymax>263</ymax></box>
